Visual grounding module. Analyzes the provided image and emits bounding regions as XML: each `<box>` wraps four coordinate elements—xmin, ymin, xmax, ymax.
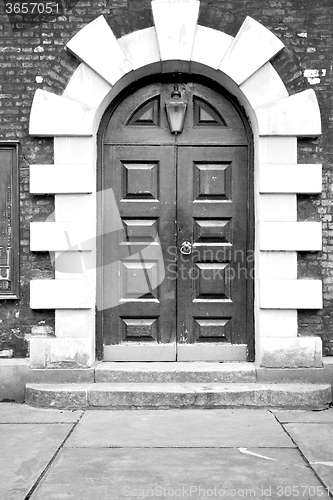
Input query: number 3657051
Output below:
<box><xmin>5</xmin><ymin>3</ymin><xmax>60</xmax><ymax>14</ymax></box>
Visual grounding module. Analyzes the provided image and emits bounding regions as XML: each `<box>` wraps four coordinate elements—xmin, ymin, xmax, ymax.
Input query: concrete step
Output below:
<box><xmin>95</xmin><ymin>362</ymin><xmax>256</xmax><ymax>383</ymax></box>
<box><xmin>25</xmin><ymin>382</ymin><xmax>332</xmax><ymax>410</ymax></box>
<box><xmin>95</xmin><ymin>362</ymin><xmax>333</xmax><ymax>384</ymax></box>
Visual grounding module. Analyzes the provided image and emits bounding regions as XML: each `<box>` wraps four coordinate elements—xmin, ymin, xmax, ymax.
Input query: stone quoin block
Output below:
<box><xmin>260</xmin><ymin>222</ymin><xmax>322</xmax><ymax>251</ymax></box>
<box><xmin>54</xmin><ymin>138</ymin><xmax>95</xmax><ymax>165</ymax></box>
<box><xmin>260</xmin><ymin>280</ymin><xmax>323</xmax><ymax>309</ymax></box>
<box><xmin>259</xmin><ymin>194</ymin><xmax>297</xmax><ymax>222</ymax></box>
<box><xmin>258</xmin><ymin>137</ymin><xmax>298</xmax><ymax>165</ymax></box>
<box><xmin>30</xmin><ymin>164</ymin><xmax>94</xmax><ymax>194</ymax></box>
<box><xmin>29</xmin><ymin>90</ymin><xmax>95</xmax><ymax>136</ymax></box>
<box><xmin>30</xmin><ymin>280</ymin><xmax>93</xmax><ymax>309</ymax></box>
<box><xmin>259</xmin><ymin>337</ymin><xmax>323</xmax><ymax>368</ymax></box>
<box><xmin>48</xmin><ymin>338</ymin><xmax>94</xmax><ymax>367</ymax></box>
<box><xmin>55</xmin><ymin>310</ymin><xmax>94</xmax><ymax>339</ymax></box>
<box><xmin>259</xmin><ymin>310</ymin><xmax>298</xmax><ymax>338</ymax></box>
<box><xmin>55</xmin><ymin>195</ymin><xmax>95</xmax><ymax>223</ymax></box>
<box><xmin>30</xmin><ymin>222</ymin><xmax>95</xmax><ymax>251</ymax></box>
<box><xmin>259</xmin><ymin>164</ymin><xmax>322</xmax><ymax>194</ymax></box>
<box><xmin>259</xmin><ymin>252</ymin><xmax>297</xmax><ymax>280</ymax></box>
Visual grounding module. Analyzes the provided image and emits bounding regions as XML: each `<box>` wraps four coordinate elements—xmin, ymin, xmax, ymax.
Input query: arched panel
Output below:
<box><xmin>193</xmin><ymin>96</ymin><xmax>227</xmax><ymax>127</ymax></box>
<box><xmin>103</xmin><ymin>80</ymin><xmax>248</xmax><ymax>146</ymax></box>
<box><xmin>127</xmin><ymin>96</ymin><xmax>160</xmax><ymax>127</ymax></box>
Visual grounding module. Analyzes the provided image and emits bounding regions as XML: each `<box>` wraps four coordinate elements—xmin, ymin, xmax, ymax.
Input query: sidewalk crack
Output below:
<box><xmin>23</xmin><ymin>411</ymin><xmax>85</xmax><ymax>500</ymax></box>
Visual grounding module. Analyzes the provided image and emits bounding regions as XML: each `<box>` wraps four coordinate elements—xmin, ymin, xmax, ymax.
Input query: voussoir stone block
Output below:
<box><xmin>219</xmin><ymin>16</ymin><xmax>284</xmax><ymax>85</ymax></box>
<box><xmin>257</xmin><ymin>89</ymin><xmax>322</xmax><ymax>136</ymax></box>
<box><xmin>191</xmin><ymin>25</ymin><xmax>233</xmax><ymax>69</ymax></box>
<box><xmin>118</xmin><ymin>27</ymin><xmax>161</xmax><ymax>70</ymax></box>
<box><xmin>63</xmin><ymin>63</ymin><xmax>112</xmax><ymax>109</ymax></box>
<box><xmin>29</xmin><ymin>90</ymin><xmax>94</xmax><ymax>136</ymax></box>
<box><xmin>66</xmin><ymin>15</ymin><xmax>133</xmax><ymax>85</ymax></box>
<box><xmin>152</xmin><ymin>0</ymin><xmax>200</xmax><ymax>61</ymax></box>
<box><xmin>240</xmin><ymin>62</ymin><xmax>288</xmax><ymax>109</ymax></box>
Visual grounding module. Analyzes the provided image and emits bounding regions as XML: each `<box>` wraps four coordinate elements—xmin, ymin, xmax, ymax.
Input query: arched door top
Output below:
<box><xmin>102</xmin><ymin>80</ymin><xmax>249</xmax><ymax>145</ymax></box>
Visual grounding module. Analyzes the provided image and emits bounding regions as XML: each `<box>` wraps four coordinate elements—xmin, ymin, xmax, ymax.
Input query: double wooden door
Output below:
<box><xmin>99</xmin><ymin>81</ymin><xmax>253</xmax><ymax>361</ymax></box>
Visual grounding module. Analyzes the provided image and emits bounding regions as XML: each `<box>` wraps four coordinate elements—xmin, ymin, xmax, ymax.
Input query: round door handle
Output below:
<box><xmin>180</xmin><ymin>241</ymin><xmax>192</xmax><ymax>255</ymax></box>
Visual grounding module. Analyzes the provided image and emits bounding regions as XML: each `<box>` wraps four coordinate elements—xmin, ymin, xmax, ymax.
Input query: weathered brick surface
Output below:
<box><xmin>0</xmin><ymin>0</ymin><xmax>332</xmax><ymax>357</ymax></box>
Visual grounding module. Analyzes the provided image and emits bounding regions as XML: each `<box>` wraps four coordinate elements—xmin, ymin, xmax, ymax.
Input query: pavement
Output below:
<box><xmin>0</xmin><ymin>403</ymin><xmax>332</xmax><ymax>500</ymax></box>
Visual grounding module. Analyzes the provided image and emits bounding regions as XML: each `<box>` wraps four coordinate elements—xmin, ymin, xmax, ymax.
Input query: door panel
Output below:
<box><xmin>102</xmin><ymin>145</ymin><xmax>177</xmax><ymax>355</ymax></box>
<box><xmin>176</xmin><ymin>147</ymin><xmax>249</xmax><ymax>351</ymax></box>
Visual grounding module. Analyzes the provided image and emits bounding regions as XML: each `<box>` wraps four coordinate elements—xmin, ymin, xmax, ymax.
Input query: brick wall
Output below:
<box><xmin>0</xmin><ymin>0</ymin><xmax>332</xmax><ymax>357</ymax></box>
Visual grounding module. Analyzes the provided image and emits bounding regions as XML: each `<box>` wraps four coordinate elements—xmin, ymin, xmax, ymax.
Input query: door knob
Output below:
<box><xmin>180</xmin><ymin>241</ymin><xmax>192</xmax><ymax>255</ymax></box>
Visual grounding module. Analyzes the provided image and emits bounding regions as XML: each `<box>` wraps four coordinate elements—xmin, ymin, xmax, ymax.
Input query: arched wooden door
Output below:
<box><xmin>98</xmin><ymin>80</ymin><xmax>253</xmax><ymax>361</ymax></box>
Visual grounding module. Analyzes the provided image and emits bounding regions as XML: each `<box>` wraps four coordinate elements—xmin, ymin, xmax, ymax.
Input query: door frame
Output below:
<box><xmin>96</xmin><ymin>74</ymin><xmax>255</xmax><ymax>361</ymax></box>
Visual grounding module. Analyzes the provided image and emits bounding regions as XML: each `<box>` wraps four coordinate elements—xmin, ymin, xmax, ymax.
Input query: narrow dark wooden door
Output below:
<box><xmin>99</xmin><ymin>80</ymin><xmax>253</xmax><ymax>361</ymax></box>
<box><xmin>102</xmin><ymin>145</ymin><xmax>177</xmax><ymax>360</ymax></box>
<box><xmin>176</xmin><ymin>146</ymin><xmax>250</xmax><ymax>360</ymax></box>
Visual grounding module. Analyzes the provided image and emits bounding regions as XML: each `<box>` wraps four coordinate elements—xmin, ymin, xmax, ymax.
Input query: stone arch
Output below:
<box><xmin>29</xmin><ymin>0</ymin><xmax>323</xmax><ymax>369</ymax></box>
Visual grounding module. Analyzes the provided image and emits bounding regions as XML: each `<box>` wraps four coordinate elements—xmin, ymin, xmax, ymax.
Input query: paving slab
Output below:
<box><xmin>284</xmin><ymin>423</ymin><xmax>333</xmax><ymax>495</ymax></box>
<box><xmin>30</xmin><ymin>447</ymin><xmax>329</xmax><ymax>500</ymax></box>
<box><xmin>66</xmin><ymin>409</ymin><xmax>294</xmax><ymax>448</ymax></box>
<box><xmin>0</xmin><ymin>423</ymin><xmax>73</xmax><ymax>500</ymax></box>
<box><xmin>272</xmin><ymin>408</ymin><xmax>333</xmax><ymax>423</ymax></box>
<box><xmin>0</xmin><ymin>402</ymin><xmax>83</xmax><ymax>423</ymax></box>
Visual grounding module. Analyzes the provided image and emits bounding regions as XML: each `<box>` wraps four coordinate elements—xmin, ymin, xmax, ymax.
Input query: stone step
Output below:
<box><xmin>95</xmin><ymin>361</ymin><xmax>333</xmax><ymax>384</ymax></box>
<box><xmin>95</xmin><ymin>362</ymin><xmax>256</xmax><ymax>383</ymax></box>
<box><xmin>25</xmin><ymin>382</ymin><xmax>332</xmax><ymax>410</ymax></box>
